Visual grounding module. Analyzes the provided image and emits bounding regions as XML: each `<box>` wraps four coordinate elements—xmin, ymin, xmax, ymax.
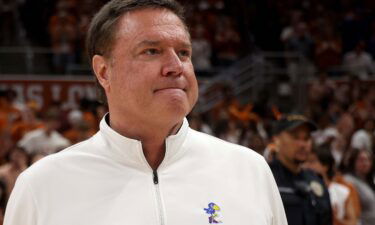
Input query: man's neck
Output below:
<box><xmin>109</xmin><ymin>114</ymin><xmax>183</xmax><ymax>170</ymax></box>
<box><xmin>142</xmin><ymin>141</ymin><xmax>166</xmax><ymax>170</ymax></box>
<box><xmin>277</xmin><ymin>155</ymin><xmax>301</xmax><ymax>174</ymax></box>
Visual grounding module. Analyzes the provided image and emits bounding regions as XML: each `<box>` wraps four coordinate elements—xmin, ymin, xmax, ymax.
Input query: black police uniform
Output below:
<box><xmin>269</xmin><ymin>159</ymin><xmax>332</xmax><ymax>225</ymax></box>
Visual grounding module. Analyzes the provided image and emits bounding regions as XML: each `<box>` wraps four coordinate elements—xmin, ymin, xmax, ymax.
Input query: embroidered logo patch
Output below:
<box><xmin>204</xmin><ymin>202</ymin><xmax>222</xmax><ymax>223</ymax></box>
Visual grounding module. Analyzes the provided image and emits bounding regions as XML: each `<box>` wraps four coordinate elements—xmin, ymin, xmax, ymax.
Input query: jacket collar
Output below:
<box><xmin>98</xmin><ymin>113</ymin><xmax>189</xmax><ymax>171</ymax></box>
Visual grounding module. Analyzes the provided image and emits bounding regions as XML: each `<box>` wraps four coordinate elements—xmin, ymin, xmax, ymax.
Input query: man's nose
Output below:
<box><xmin>161</xmin><ymin>50</ymin><xmax>183</xmax><ymax>77</ymax></box>
<box><xmin>298</xmin><ymin>139</ymin><xmax>311</xmax><ymax>149</ymax></box>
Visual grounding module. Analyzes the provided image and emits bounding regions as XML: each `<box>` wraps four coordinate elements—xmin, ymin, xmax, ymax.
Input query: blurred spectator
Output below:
<box><xmin>213</xmin><ymin>119</ymin><xmax>240</xmax><ymax>144</ymax></box>
<box><xmin>191</xmin><ymin>24</ymin><xmax>212</xmax><ymax>72</ymax></box>
<box><xmin>0</xmin><ymin>147</ymin><xmax>28</xmax><ymax>200</ymax></box>
<box><xmin>344</xmin><ymin>149</ymin><xmax>375</xmax><ymax>225</ymax></box>
<box><xmin>285</xmin><ymin>22</ymin><xmax>315</xmax><ymax>60</ymax></box>
<box><xmin>17</xmin><ymin>110</ymin><xmax>70</xmax><ymax>154</ymax></box>
<box><xmin>284</xmin><ymin>21</ymin><xmax>315</xmax><ymax>81</ymax></box>
<box><xmin>0</xmin><ymin>91</ymin><xmax>21</xmax><ymax>136</ymax></box>
<box><xmin>336</xmin><ymin>113</ymin><xmax>356</xmax><ymax>142</ymax></box>
<box><xmin>10</xmin><ymin>104</ymin><xmax>44</xmax><ymax>143</ymax></box>
<box><xmin>213</xmin><ymin>16</ymin><xmax>241</xmax><ymax>66</ymax></box>
<box><xmin>76</xmin><ymin>11</ymin><xmax>91</xmax><ymax>62</ymax></box>
<box><xmin>305</xmin><ymin>145</ymin><xmax>358</xmax><ymax>225</ymax></box>
<box><xmin>63</xmin><ymin>109</ymin><xmax>96</xmax><ymax>144</ymax></box>
<box><xmin>312</xmin><ymin>115</ymin><xmax>347</xmax><ymax>166</ymax></box>
<box><xmin>0</xmin><ymin>91</ymin><xmax>22</xmax><ymax>166</ymax></box>
<box><xmin>188</xmin><ymin>113</ymin><xmax>212</xmax><ymax>135</ymax></box>
<box><xmin>343</xmin><ymin>41</ymin><xmax>375</xmax><ymax>80</ymax></box>
<box><xmin>80</xmin><ymin>99</ymin><xmax>100</xmax><ymax>131</ymax></box>
<box><xmin>48</xmin><ymin>1</ymin><xmax>78</xmax><ymax>73</ymax></box>
<box><xmin>350</xmin><ymin>118</ymin><xmax>374</xmax><ymax>152</ymax></box>
<box><xmin>243</xmin><ymin>131</ymin><xmax>266</xmax><ymax>155</ymax></box>
<box><xmin>350</xmin><ymin>87</ymin><xmax>375</xmax><ymax>126</ymax></box>
<box><xmin>309</xmin><ymin>72</ymin><xmax>336</xmax><ymax>113</ymax></box>
<box><xmin>280</xmin><ymin>10</ymin><xmax>303</xmax><ymax>44</ymax></box>
<box><xmin>314</xmin><ymin>25</ymin><xmax>342</xmax><ymax>71</ymax></box>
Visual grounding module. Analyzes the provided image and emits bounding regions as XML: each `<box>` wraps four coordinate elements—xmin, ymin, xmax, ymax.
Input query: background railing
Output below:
<box><xmin>196</xmin><ymin>51</ymin><xmax>314</xmax><ymax>114</ymax></box>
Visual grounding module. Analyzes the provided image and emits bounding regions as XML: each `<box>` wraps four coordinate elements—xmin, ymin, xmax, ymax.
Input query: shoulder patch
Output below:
<box><xmin>310</xmin><ymin>180</ymin><xmax>324</xmax><ymax>197</ymax></box>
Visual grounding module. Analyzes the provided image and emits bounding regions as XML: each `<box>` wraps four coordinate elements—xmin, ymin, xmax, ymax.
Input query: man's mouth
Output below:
<box><xmin>154</xmin><ymin>87</ymin><xmax>186</xmax><ymax>93</ymax></box>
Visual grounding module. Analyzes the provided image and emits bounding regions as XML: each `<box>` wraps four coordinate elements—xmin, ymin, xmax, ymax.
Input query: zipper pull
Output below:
<box><xmin>153</xmin><ymin>170</ymin><xmax>159</xmax><ymax>184</ymax></box>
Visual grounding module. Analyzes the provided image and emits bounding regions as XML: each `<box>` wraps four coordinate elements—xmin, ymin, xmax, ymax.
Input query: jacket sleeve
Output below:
<box><xmin>4</xmin><ymin>173</ymin><xmax>38</xmax><ymax>225</ymax></box>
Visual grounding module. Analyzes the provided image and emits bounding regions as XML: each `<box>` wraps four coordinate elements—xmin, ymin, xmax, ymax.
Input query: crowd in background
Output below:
<box><xmin>0</xmin><ymin>0</ymin><xmax>374</xmax><ymax>76</ymax></box>
<box><xmin>0</xmin><ymin>0</ymin><xmax>242</xmax><ymax>74</ymax></box>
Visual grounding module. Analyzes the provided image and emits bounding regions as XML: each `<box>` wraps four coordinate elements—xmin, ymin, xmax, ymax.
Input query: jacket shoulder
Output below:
<box><xmin>187</xmin><ymin>128</ymin><xmax>265</xmax><ymax>162</ymax></box>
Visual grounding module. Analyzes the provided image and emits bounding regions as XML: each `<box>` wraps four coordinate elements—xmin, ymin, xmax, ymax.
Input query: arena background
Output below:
<box><xmin>0</xmin><ymin>0</ymin><xmax>375</xmax><ymax>223</ymax></box>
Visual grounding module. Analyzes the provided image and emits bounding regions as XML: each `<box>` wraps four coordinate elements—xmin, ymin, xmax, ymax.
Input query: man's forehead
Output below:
<box><xmin>111</xmin><ymin>8</ymin><xmax>191</xmax><ymax>50</ymax></box>
<box><xmin>117</xmin><ymin>8</ymin><xmax>188</xmax><ymax>36</ymax></box>
<box><xmin>286</xmin><ymin>124</ymin><xmax>311</xmax><ymax>136</ymax></box>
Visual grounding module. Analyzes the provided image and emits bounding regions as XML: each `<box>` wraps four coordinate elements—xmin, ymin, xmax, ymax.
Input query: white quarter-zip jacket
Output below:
<box><xmin>4</xmin><ymin>116</ymin><xmax>287</xmax><ymax>225</ymax></box>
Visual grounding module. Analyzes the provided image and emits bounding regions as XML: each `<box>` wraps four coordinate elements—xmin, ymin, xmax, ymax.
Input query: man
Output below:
<box><xmin>4</xmin><ymin>1</ymin><xmax>287</xmax><ymax>224</ymax></box>
<box><xmin>269</xmin><ymin>114</ymin><xmax>332</xmax><ymax>225</ymax></box>
<box><xmin>17</xmin><ymin>110</ymin><xmax>70</xmax><ymax>154</ymax></box>
<box><xmin>350</xmin><ymin>118</ymin><xmax>374</xmax><ymax>152</ymax></box>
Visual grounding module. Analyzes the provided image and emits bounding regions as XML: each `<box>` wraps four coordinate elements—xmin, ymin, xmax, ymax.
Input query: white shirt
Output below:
<box><xmin>343</xmin><ymin>51</ymin><xmax>374</xmax><ymax>80</ymax></box>
<box><xmin>18</xmin><ymin>128</ymin><xmax>70</xmax><ymax>154</ymax></box>
<box><xmin>5</xmin><ymin>116</ymin><xmax>287</xmax><ymax>225</ymax></box>
<box><xmin>351</xmin><ymin>129</ymin><xmax>372</xmax><ymax>152</ymax></box>
<box><xmin>329</xmin><ymin>182</ymin><xmax>350</xmax><ymax>220</ymax></box>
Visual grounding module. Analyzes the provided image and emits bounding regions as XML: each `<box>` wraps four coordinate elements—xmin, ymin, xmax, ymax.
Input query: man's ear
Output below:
<box><xmin>92</xmin><ymin>55</ymin><xmax>110</xmax><ymax>92</ymax></box>
<box><xmin>273</xmin><ymin>136</ymin><xmax>280</xmax><ymax>152</ymax></box>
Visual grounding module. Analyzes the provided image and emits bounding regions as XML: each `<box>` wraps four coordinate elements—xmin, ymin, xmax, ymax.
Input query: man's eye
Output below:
<box><xmin>144</xmin><ymin>49</ymin><xmax>159</xmax><ymax>55</ymax></box>
<box><xmin>178</xmin><ymin>50</ymin><xmax>191</xmax><ymax>58</ymax></box>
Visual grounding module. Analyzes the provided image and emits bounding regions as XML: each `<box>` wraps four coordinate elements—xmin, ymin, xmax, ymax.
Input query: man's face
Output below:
<box><xmin>95</xmin><ymin>8</ymin><xmax>198</xmax><ymax>127</ymax></box>
<box><xmin>275</xmin><ymin>124</ymin><xmax>313</xmax><ymax>166</ymax></box>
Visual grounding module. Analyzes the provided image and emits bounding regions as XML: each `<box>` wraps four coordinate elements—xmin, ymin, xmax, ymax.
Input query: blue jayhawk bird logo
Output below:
<box><xmin>204</xmin><ymin>202</ymin><xmax>222</xmax><ymax>223</ymax></box>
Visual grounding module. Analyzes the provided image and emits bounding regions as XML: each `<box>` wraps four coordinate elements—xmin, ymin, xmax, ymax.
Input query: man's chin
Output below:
<box><xmin>293</xmin><ymin>158</ymin><xmax>307</xmax><ymax>165</ymax></box>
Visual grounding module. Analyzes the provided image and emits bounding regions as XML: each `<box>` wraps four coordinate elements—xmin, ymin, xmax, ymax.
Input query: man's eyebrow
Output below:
<box><xmin>180</xmin><ymin>42</ymin><xmax>192</xmax><ymax>49</ymax></box>
<box><xmin>136</xmin><ymin>40</ymin><xmax>161</xmax><ymax>47</ymax></box>
<box><xmin>135</xmin><ymin>40</ymin><xmax>192</xmax><ymax>49</ymax></box>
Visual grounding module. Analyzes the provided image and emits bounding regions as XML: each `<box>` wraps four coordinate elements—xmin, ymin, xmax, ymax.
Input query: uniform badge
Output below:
<box><xmin>204</xmin><ymin>202</ymin><xmax>222</xmax><ymax>223</ymax></box>
<box><xmin>310</xmin><ymin>181</ymin><xmax>323</xmax><ymax>197</ymax></box>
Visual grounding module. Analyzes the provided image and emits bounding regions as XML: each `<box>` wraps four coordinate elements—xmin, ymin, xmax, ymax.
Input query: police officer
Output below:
<box><xmin>269</xmin><ymin>114</ymin><xmax>332</xmax><ymax>225</ymax></box>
